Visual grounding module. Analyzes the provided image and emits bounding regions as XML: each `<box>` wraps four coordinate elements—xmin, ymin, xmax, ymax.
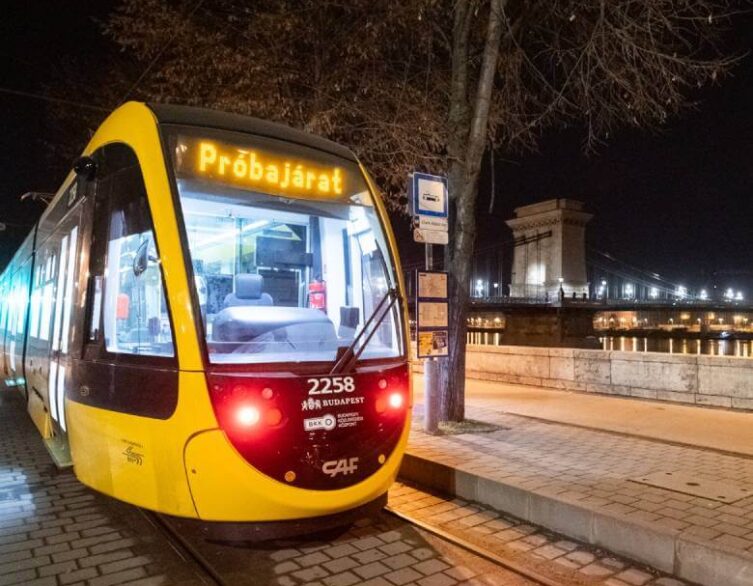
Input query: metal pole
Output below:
<box><xmin>424</xmin><ymin>243</ymin><xmax>439</xmax><ymax>434</ymax></box>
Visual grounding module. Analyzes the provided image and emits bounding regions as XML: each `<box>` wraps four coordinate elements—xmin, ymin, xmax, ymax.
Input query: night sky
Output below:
<box><xmin>2</xmin><ymin>1</ymin><xmax>752</xmax><ymax>294</ymax></box>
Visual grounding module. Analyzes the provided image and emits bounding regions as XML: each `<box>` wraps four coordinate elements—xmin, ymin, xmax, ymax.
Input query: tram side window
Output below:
<box><xmin>97</xmin><ymin>145</ymin><xmax>174</xmax><ymax>358</ymax></box>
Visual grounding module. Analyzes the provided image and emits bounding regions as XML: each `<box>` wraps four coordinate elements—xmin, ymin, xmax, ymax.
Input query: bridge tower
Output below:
<box><xmin>506</xmin><ymin>199</ymin><xmax>592</xmax><ymax>299</ymax></box>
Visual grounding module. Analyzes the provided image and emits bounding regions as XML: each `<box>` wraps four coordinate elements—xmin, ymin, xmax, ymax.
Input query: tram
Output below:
<box><xmin>0</xmin><ymin>102</ymin><xmax>411</xmax><ymax>525</ymax></box>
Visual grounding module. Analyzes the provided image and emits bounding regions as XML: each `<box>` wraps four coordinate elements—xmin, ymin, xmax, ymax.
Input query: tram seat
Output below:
<box><xmin>223</xmin><ymin>274</ymin><xmax>273</xmax><ymax>308</ymax></box>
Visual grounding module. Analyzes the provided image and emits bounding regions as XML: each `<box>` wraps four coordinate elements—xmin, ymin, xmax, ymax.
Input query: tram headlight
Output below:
<box><xmin>237</xmin><ymin>405</ymin><xmax>261</xmax><ymax>427</ymax></box>
<box><xmin>377</xmin><ymin>391</ymin><xmax>405</xmax><ymax>413</ymax></box>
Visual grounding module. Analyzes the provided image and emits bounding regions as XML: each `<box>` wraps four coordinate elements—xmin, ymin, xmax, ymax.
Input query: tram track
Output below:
<box><xmin>384</xmin><ymin>505</ymin><xmax>559</xmax><ymax>586</ymax></box>
<box><xmin>140</xmin><ymin>502</ymin><xmax>558</xmax><ymax>586</ymax></box>
<box><xmin>141</xmin><ymin>509</ymin><xmax>228</xmax><ymax>586</ymax></box>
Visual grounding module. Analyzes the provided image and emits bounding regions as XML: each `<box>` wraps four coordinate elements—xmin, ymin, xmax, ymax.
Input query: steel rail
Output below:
<box><xmin>384</xmin><ymin>505</ymin><xmax>562</xmax><ymax>586</ymax></box>
<box><xmin>140</xmin><ymin>509</ymin><xmax>227</xmax><ymax>586</ymax></box>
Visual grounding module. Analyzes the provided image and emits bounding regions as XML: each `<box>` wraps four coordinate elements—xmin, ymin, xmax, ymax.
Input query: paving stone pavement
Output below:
<box><xmin>388</xmin><ymin>481</ymin><xmax>689</xmax><ymax>586</ymax></box>
<box><xmin>406</xmin><ymin>402</ymin><xmax>753</xmax><ymax>581</ymax></box>
<box><xmin>0</xmin><ymin>390</ymin><xmax>208</xmax><ymax>586</ymax></box>
<box><xmin>185</xmin><ymin>506</ymin><xmax>541</xmax><ymax>586</ymax></box>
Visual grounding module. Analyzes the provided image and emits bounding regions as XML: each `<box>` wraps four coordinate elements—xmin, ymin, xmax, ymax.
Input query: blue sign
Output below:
<box><xmin>410</xmin><ymin>172</ymin><xmax>448</xmax><ymax>219</ymax></box>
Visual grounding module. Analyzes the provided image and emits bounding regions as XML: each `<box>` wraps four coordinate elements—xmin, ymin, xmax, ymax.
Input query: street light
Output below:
<box><xmin>676</xmin><ymin>285</ymin><xmax>687</xmax><ymax>300</ymax></box>
<box><xmin>699</xmin><ymin>289</ymin><xmax>708</xmax><ymax>301</ymax></box>
<box><xmin>649</xmin><ymin>287</ymin><xmax>659</xmax><ymax>299</ymax></box>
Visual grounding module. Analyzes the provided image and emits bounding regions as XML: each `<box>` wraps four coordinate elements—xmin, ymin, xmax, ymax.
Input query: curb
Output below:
<box><xmin>399</xmin><ymin>452</ymin><xmax>753</xmax><ymax>586</ymax></box>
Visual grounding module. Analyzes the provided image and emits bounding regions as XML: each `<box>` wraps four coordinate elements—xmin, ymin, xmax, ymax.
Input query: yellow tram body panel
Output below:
<box><xmin>65</xmin><ymin>103</ymin><xmax>208</xmax><ymax>514</ymax></box>
<box><xmin>67</xmin><ymin>371</ymin><xmax>215</xmax><ymax>517</ymax></box>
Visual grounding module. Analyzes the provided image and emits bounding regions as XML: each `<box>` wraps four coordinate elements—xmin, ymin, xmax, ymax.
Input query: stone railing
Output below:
<box><xmin>412</xmin><ymin>345</ymin><xmax>753</xmax><ymax>410</ymax></box>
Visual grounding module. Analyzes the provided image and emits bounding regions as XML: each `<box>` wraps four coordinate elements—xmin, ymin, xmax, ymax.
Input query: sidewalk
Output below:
<box><xmin>405</xmin><ymin>375</ymin><xmax>753</xmax><ymax>586</ymax></box>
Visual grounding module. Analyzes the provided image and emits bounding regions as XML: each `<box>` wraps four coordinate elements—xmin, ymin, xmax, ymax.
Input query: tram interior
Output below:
<box><xmin>179</xmin><ymin>184</ymin><xmax>400</xmax><ymax>363</ymax></box>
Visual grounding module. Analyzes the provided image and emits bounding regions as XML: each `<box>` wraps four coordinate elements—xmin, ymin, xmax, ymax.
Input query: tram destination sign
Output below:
<box><xmin>171</xmin><ymin>134</ymin><xmax>370</xmax><ymax>201</ymax></box>
<box><xmin>416</xmin><ymin>270</ymin><xmax>449</xmax><ymax>358</ymax></box>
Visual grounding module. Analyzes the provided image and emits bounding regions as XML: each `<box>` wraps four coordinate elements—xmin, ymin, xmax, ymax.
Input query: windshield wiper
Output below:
<box><xmin>329</xmin><ymin>288</ymin><xmax>399</xmax><ymax>375</ymax></box>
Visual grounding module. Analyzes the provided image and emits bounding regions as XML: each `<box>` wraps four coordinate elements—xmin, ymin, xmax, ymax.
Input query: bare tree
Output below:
<box><xmin>440</xmin><ymin>0</ymin><xmax>743</xmax><ymax>420</ymax></box>
<box><xmin>69</xmin><ymin>0</ymin><xmax>745</xmax><ymax>420</ymax></box>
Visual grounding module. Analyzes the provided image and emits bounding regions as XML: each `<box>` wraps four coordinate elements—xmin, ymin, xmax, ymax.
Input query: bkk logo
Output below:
<box><xmin>303</xmin><ymin>414</ymin><xmax>337</xmax><ymax>431</ymax></box>
<box><xmin>322</xmin><ymin>457</ymin><xmax>359</xmax><ymax>477</ymax></box>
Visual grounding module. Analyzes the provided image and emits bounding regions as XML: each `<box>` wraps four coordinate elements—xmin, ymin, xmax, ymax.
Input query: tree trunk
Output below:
<box><xmin>438</xmin><ymin>0</ymin><xmax>506</xmax><ymax>422</ymax></box>
<box><xmin>440</xmin><ymin>163</ymin><xmax>478</xmax><ymax>421</ymax></box>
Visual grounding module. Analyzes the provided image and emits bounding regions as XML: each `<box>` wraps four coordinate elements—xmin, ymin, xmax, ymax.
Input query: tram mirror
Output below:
<box><xmin>73</xmin><ymin>156</ymin><xmax>97</xmax><ymax>180</ymax></box>
<box><xmin>133</xmin><ymin>240</ymin><xmax>149</xmax><ymax>277</ymax></box>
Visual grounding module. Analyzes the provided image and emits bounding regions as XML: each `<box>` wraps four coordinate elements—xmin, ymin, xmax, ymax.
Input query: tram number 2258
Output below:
<box><xmin>307</xmin><ymin>376</ymin><xmax>356</xmax><ymax>395</ymax></box>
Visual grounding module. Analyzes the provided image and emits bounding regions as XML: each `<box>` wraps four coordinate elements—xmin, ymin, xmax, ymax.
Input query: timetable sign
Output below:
<box><xmin>416</xmin><ymin>269</ymin><xmax>450</xmax><ymax>358</ymax></box>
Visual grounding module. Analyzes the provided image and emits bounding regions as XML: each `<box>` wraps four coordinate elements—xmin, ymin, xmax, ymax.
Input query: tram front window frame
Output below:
<box><xmin>163</xmin><ymin>126</ymin><xmax>405</xmax><ymax>367</ymax></box>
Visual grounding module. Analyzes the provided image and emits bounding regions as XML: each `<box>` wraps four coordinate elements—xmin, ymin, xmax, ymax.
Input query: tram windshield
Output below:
<box><xmin>166</xmin><ymin>129</ymin><xmax>404</xmax><ymax>365</ymax></box>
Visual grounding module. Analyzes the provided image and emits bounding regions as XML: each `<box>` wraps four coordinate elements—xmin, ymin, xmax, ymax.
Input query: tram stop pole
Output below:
<box><xmin>408</xmin><ymin>171</ymin><xmax>448</xmax><ymax>435</ymax></box>
<box><xmin>423</xmin><ymin>243</ymin><xmax>440</xmax><ymax>434</ymax></box>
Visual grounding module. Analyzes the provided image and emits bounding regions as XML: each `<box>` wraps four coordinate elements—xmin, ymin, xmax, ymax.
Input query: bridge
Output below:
<box><xmin>403</xmin><ymin>198</ymin><xmax>748</xmax><ymax>310</ymax></box>
<box><xmin>468</xmin><ymin>296</ymin><xmax>753</xmax><ymax>313</ymax></box>
<box><xmin>402</xmin><ymin>198</ymin><xmax>752</xmax><ymax>347</ymax></box>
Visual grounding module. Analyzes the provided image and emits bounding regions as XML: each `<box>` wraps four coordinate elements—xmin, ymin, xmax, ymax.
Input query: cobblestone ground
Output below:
<box><xmin>409</xmin><ymin>402</ymin><xmax>753</xmax><ymax>557</ymax></box>
<box><xmin>388</xmin><ymin>482</ymin><xmax>688</xmax><ymax>586</ymax></box>
<box><xmin>0</xmin><ymin>390</ymin><xmax>208</xmax><ymax>586</ymax></box>
<box><xmin>183</xmin><ymin>507</ymin><xmax>539</xmax><ymax>586</ymax></box>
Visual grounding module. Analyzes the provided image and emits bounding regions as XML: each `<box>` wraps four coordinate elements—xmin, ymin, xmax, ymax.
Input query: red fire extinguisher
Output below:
<box><xmin>308</xmin><ymin>279</ymin><xmax>327</xmax><ymax>311</ymax></box>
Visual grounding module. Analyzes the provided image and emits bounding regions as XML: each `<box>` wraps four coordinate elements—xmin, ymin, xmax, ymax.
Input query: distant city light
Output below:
<box><xmin>624</xmin><ymin>283</ymin><xmax>634</xmax><ymax>299</ymax></box>
<box><xmin>699</xmin><ymin>289</ymin><xmax>708</xmax><ymax>301</ymax></box>
<box><xmin>736</xmin><ymin>291</ymin><xmax>744</xmax><ymax>301</ymax></box>
<box><xmin>675</xmin><ymin>285</ymin><xmax>687</xmax><ymax>299</ymax></box>
<box><xmin>493</xmin><ymin>282</ymin><xmax>499</xmax><ymax>289</ymax></box>
<box><xmin>725</xmin><ymin>288</ymin><xmax>735</xmax><ymax>300</ymax></box>
<box><xmin>649</xmin><ymin>287</ymin><xmax>659</xmax><ymax>299</ymax></box>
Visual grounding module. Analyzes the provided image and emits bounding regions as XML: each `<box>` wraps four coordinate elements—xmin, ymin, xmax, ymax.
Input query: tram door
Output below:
<box><xmin>43</xmin><ymin>211</ymin><xmax>82</xmax><ymax>465</ymax></box>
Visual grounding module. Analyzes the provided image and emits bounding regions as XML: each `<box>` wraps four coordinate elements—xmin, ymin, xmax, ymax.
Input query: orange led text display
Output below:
<box><xmin>194</xmin><ymin>141</ymin><xmax>344</xmax><ymax>196</ymax></box>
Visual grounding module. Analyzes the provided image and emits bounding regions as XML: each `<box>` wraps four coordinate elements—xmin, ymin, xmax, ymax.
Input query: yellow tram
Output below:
<box><xmin>0</xmin><ymin>102</ymin><xmax>411</xmax><ymax>524</ymax></box>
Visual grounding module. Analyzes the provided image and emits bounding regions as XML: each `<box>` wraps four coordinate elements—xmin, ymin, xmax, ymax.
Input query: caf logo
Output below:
<box><xmin>322</xmin><ymin>457</ymin><xmax>359</xmax><ymax>477</ymax></box>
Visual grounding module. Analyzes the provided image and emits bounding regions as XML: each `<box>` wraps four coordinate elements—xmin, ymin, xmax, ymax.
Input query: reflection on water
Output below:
<box><xmin>600</xmin><ymin>336</ymin><xmax>752</xmax><ymax>358</ymax></box>
<box><xmin>467</xmin><ymin>331</ymin><xmax>503</xmax><ymax>346</ymax></box>
<box><xmin>466</xmin><ymin>331</ymin><xmax>753</xmax><ymax>358</ymax></box>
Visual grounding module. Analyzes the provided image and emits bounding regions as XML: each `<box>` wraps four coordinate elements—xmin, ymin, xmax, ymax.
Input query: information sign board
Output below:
<box><xmin>413</xmin><ymin>228</ymin><xmax>449</xmax><ymax>245</ymax></box>
<box><xmin>417</xmin><ymin>331</ymin><xmax>448</xmax><ymax>358</ymax></box>
<box><xmin>416</xmin><ymin>270</ymin><xmax>449</xmax><ymax>358</ymax></box>
<box><xmin>410</xmin><ymin>172</ymin><xmax>448</xmax><ymax>219</ymax></box>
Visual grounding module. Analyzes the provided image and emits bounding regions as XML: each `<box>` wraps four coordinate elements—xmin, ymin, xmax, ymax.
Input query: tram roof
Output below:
<box><xmin>147</xmin><ymin>103</ymin><xmax>358</xmax><ymax>163</ymax></box>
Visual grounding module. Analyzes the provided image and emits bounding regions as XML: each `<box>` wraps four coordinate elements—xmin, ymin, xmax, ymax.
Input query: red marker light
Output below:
<box><xmin>388</xmin><ymin>392</ymin><xmax>404</xmax><ymax>409</ymax></box>
<box><xmin>237</xmin><ymin>405</ymin><xmax>261</xmax><ymax>427</ymax></box>
<box><xmin>265</xmin><ymin>408</ymin><xmax>283</xmax><ymax>426</ymax></box>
